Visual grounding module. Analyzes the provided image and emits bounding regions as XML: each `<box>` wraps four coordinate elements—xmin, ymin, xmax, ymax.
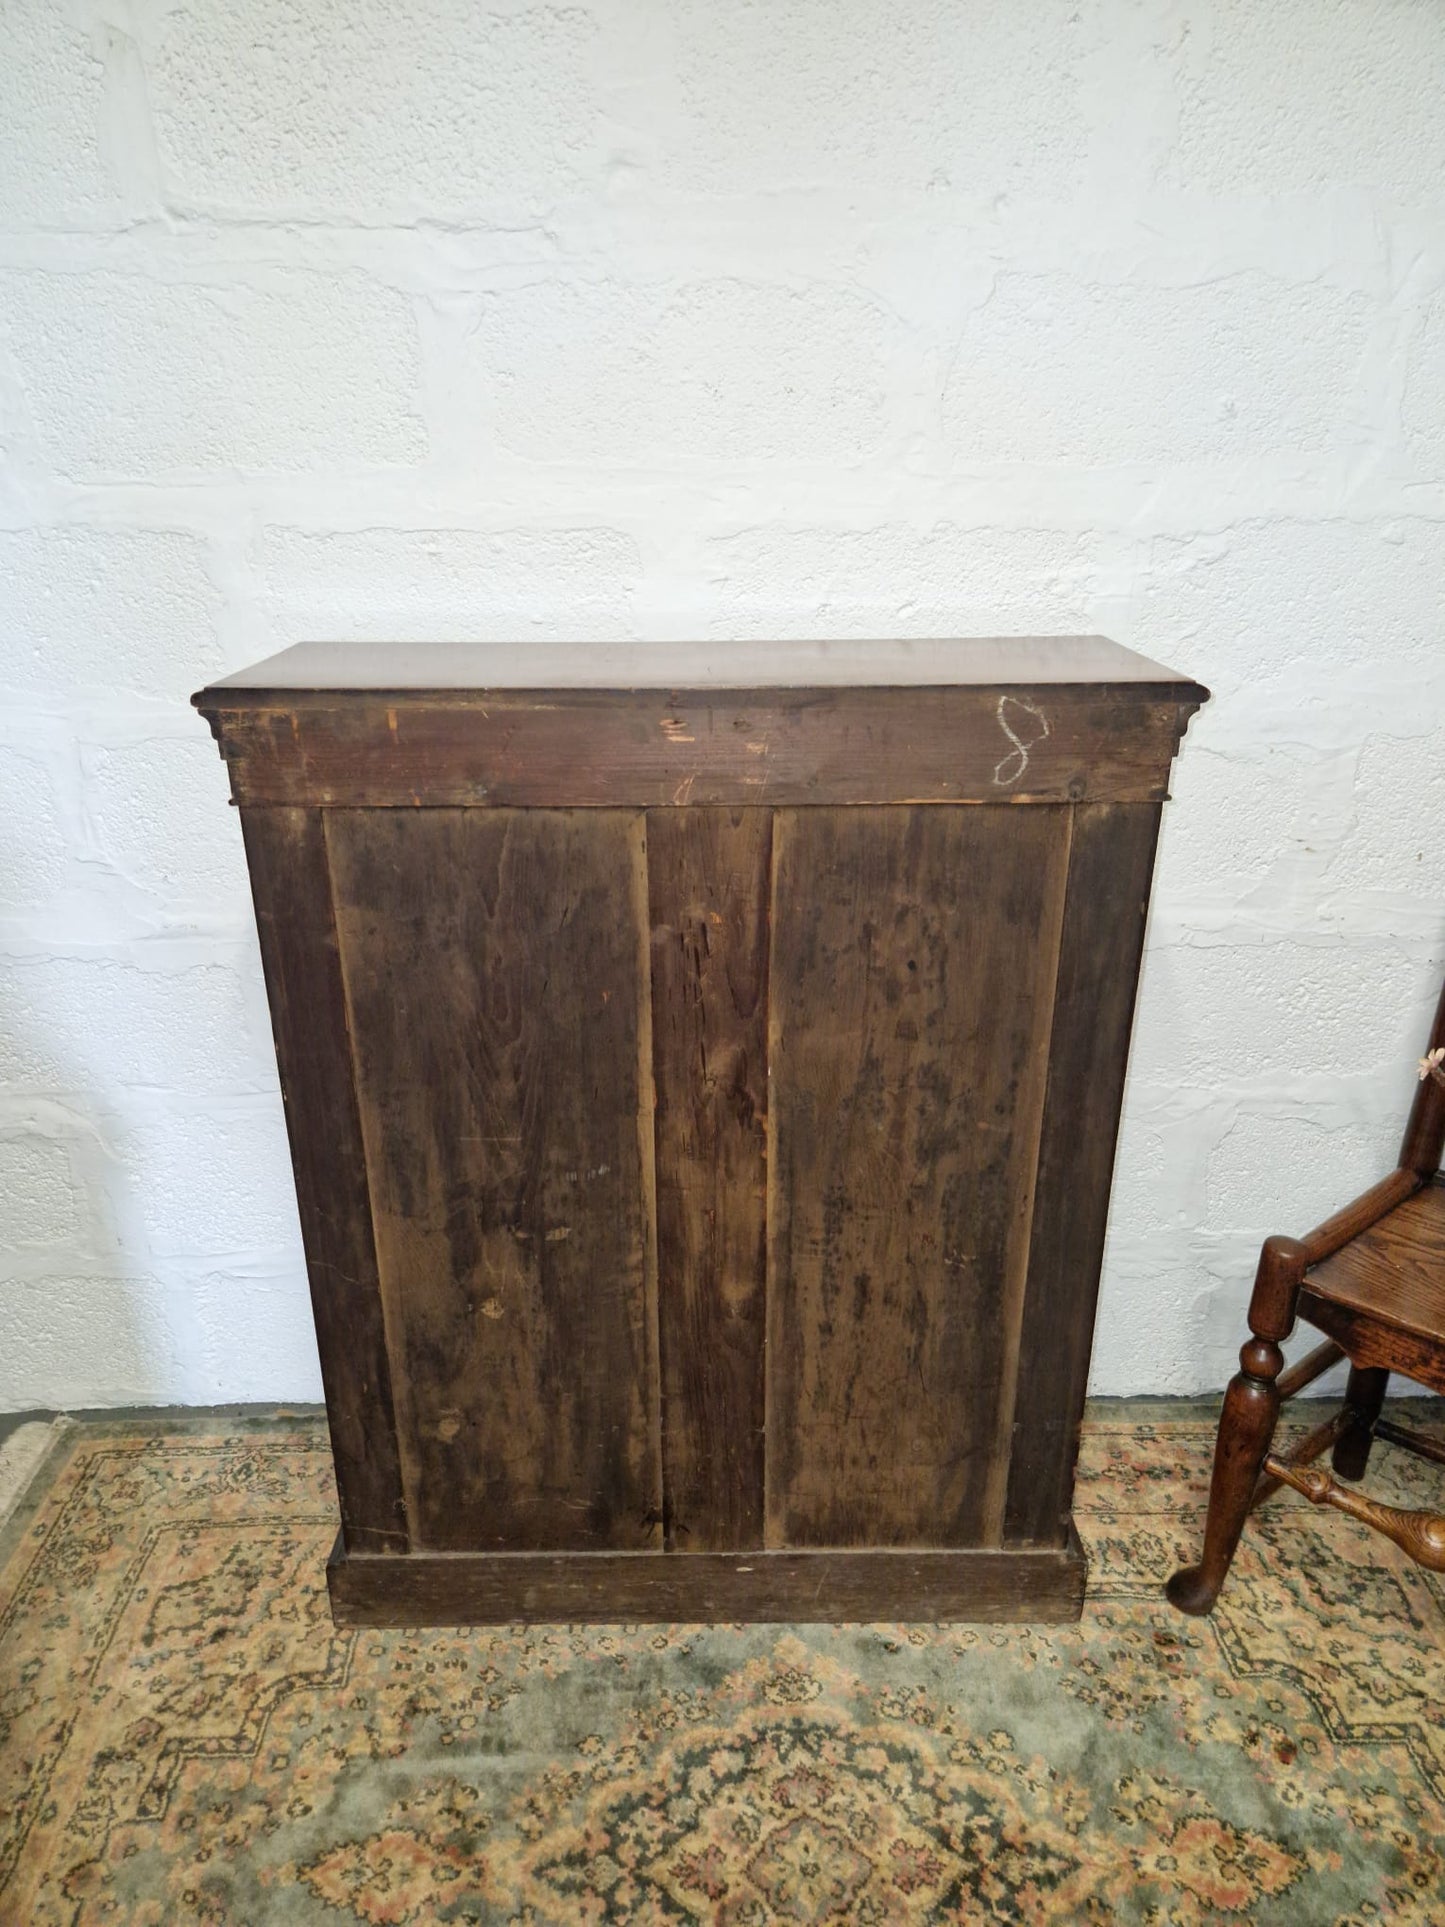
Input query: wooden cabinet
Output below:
<box><xmin>196</xmin><ymin>638</ymin><xmax>1205</xmax><ymax>1625</ymax></box>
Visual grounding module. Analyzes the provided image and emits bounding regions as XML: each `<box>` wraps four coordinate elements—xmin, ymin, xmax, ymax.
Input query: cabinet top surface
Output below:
<box><xmin>196</xmin><ymin>637</ymin><xmax>1205</xmax><ymax>704</ymax></box>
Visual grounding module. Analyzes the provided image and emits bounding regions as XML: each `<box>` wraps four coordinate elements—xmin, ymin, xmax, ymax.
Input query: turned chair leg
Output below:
<box><xmin>1166</xmin><ymin>1236</ymin><xmax>1306</xmax><ymax>1617</ymax></box>
<box><xmin>1165</xmin><ymin>1341</ymin><xmax>1283</xmax><ymax>1615</ymax></box>
<box><xmin>1331</xmin><ymin>1365</ymin><xmax>1389</xmax><ymax>1482</ymax></box>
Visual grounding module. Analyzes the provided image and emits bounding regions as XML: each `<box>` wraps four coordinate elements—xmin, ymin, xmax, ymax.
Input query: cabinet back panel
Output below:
<box><xmin>765</xmin><ymin>805</ymin><xmax>1072</xmax><ymax>1548</ymax></box>
<box><xmin>648</xmin><ymin>808</ymin><xmax>772</xmax><ymax>1552</ymax></box>
<box><xmin>325</xmin><ymin>808</ymin><xmax>661</xmax><ymax>1553</ymax></box>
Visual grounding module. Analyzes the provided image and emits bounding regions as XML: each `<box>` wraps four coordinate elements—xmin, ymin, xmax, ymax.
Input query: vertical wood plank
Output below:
<box><xmin>766</xmin><ymin>805</ymin><xmax>1071</xmax><ymax>1549</ymax></box>
<box><xmin>647</xmin><ymin>808</ymin><xmax>771</xmax><ymax>1551</ymax></box>
<box><xmin>325</xmin><ymin>808</ymin><xmax>659</xmax><ymax>1553</ymax></box>
<box><xmin>239</xmin><ymin>806</ymin><xmax>407</xmax><ymax>1554</ymax></box>
<box><xmin>1003</xmin><ymin>802</ymin><xmax>1163</xmax><ymax>1545</ymax></box>
<box><xmin>631</xmin><ymin>815</ymin><xmax>665</xmax><ymax>1550</ymax></box>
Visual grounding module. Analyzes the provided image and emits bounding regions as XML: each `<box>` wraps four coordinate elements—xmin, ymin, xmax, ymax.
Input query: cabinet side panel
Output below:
<box><xmin>238</xmin><ymin>807</ymin><xmax>407</xmax><ymax>1553</ymax></box>
<box><xmin>648</xmin><ymin>808</ymin><xmax>771</xmax><ymax>1552</ymax></box>
<box><xmin>325</xmin><ymin>808</ymin><xmax>659</xmax><ymax>1554</ymax></box>
<box><xmin>766</xmin><ymin>805</ymin><xmax>1071</xmax><ymax>1549</ymax></box>
<box><xmin>1003</xmin><ymin>802</ymin><xmax>1163</xmax><ymax>1545</ymax></box>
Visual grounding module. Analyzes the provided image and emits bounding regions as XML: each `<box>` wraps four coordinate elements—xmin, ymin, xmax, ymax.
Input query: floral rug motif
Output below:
<box><xmin>0</xmin><ymin>1407</ymin><xmax>1442</xmax><ymax>1923</ymax></box>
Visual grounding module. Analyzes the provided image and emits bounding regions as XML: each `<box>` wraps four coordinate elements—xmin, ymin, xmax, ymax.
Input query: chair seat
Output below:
<box><xmin>1299</xmin><ymin>1176</ymin><xmax>1445</xmax><ymax>1394</ymax></box>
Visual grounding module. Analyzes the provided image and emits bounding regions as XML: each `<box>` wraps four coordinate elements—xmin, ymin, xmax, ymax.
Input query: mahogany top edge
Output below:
<box><xmin>193</xmin><ymin>637</ymin><xmax>1208</xmax><ymax>707</ymax></box>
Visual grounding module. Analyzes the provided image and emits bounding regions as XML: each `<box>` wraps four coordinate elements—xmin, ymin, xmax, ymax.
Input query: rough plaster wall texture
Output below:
<box><xmin>1</xmin><ymin>0</ymin><xmax>1443</xmax><ymax>1410</ymax></box>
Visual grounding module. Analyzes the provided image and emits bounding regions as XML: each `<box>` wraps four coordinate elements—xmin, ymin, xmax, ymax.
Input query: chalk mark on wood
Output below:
<box><xmin>994</xmin><ymin>694</ymin><xmax>1051</xmax><ymax>787</ymax></box>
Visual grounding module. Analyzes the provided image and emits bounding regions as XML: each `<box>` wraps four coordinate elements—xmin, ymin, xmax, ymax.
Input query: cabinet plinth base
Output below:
<box><xmin>326</xmin><ymin>1525</ymin><xmax>1087</xmax><ymax>1627</ymax></box>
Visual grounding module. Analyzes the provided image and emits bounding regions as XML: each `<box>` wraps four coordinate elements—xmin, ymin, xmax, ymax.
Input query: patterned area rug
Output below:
<box><xmin>1</xmin><ymin>1409</ymin><xmax>1442</xmax><ymax>1924</ymax></box>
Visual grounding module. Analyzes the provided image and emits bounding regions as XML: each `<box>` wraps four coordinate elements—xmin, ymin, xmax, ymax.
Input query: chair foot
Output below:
<box><xmin>1164</xmin><ymin>1564</ymin><xmax>1221</xmax><ymax>1616</ymax></box>
<box><xmin>1165</xmin><ymin>1235</ymin><xmax>1303</xmax><ymax>1617</ymax></box>
<box><xmin>1165</xmin><ymin>1338</ymin><xmax>1284</xmax><ymax>1617</ymax></box>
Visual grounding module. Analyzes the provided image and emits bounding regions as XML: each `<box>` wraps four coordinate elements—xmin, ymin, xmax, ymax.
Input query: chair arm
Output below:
<box><xmin>1296</xmin><ymin>1166</ymin><xmax>1423</xmax><ymax>1269</ymax></box>
<box><xmin>1246</xmin><ymin>1168</ymin><xmax>1425</xmax><ymax>1344</ymax></box>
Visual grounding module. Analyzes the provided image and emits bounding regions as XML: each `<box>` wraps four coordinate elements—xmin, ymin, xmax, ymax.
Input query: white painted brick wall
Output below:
<box><xmin>256</xmin><ymin>528</ymin><xmax>643</xmax><ymax>643</ymax></box>
<box><xmin>2</xmin><ymin>0</ymin><xmax>1443</xmax><ymax>1410</ymax></box>
<box><xmin>148</xmin><ymin>1</ymin><xmax>608</xmax><ymax>222</ymax></box>
<box><xmin>2</xmin><ymin>270</ymin><xmax>427</xmax><ymax>477</ymax></box>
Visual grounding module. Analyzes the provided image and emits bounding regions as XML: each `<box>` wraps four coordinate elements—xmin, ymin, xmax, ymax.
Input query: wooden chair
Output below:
<box><xmin>1167</xmin><ymin>975</ymin><xmax>1445</xmax><ymax>1615</ymax></box>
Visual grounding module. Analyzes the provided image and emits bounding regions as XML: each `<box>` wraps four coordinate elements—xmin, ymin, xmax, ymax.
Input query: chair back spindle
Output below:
<box><xmin>1399</xmin><ymin>973</ymin><xmax>1445</xmax><ymax>1177</ymax></box>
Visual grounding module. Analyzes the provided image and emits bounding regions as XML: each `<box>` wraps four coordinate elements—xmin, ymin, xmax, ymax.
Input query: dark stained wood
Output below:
<box><xmin>1004</xmin><ymin>803</ymin><xmax>1163</xmax><ymax>1546</ymax></box>
<box><xmin>1165</xmin><ymin>1236</ymin><xmax>1304</xmax><ymax>1616</ymax></box>
<box><xmin>1298</xmin><ymin>1166</ymin><xmax>1422</xmax><ymax>1266</ymax></box>
<box><xmin>647</xmin><ymin>809</ymin><xmax>771</xmax><ymax>1552</ymax></box>
<box><xmin>1295</xmin><ymin>1299</ymin><xmax>1445</xmax><ymax>1398</ymax></box>
<box><xmin>203</xmin><ymin>637</ymin><xmax>1205</xmax><ymax>1626</ymax></box>
<box><xmin>1273</xmin><ymin>1337</ymin><xmax>1345</xmax><ymax>1400</ymax></box>
<box><xmin>197</xmin><ymin>684</ymin><xmax>1201</xmax><ymax>810</ymax></box>
<box><xmin>765</xmin><ymin>806</ymin><xmax>1071</xmax><ymax>1549</ymax></box>
<box><xmin>238</xmin><ymin>808</ymin><xmax>407</xmax><ymax>1554</ymax></box>
<box><xmin>1166</xmin><ymin>1360</ymin><xmax>1284</xmax><ymax>1618</ymax></box>
<box><xmin>1400</xmin><ymin>973</ymin><xmax>1445</xmax><ymax>1174</ymax></box>
<box><xmin>327</xmin><ymin>1525</ymin><xmax>1087</xmax><ymax>1626</ymax></box>
<box><xmin>1251</xmin><ymin>1406</ymin><xmax>1350</xmax><ymax>1506</ymax></box>
<box><xmin>1260</xmin><ymin>1455</ymin><xmax>1445</xmax><ymax>1572</ymax></box>
<box><xmin>324</xmin><ymin>808</ymin><xmax>661</xmax><ymax>1552</ymax></box>
<box><xmin>1300</xmin><ymin>1178</ymin><xmax>1445</xmax><ymax>1340</ymax></box>
<box><xmin>1301</xmin><ymin>1178</ymin><xmax>1445</xmax><ymax>1383</ymax></box>
<box><xmin>199</xmin><ymin>636</ymin><xmax>1209</xmax><ymax>695</ymax></box>
<box><xmin>1373</xmin><ymin>1418</ymin><xmax>1445</xmax><ymax>1467</ymax></box>
<box><xmin>1171</xmin><ymin>979</ymin><xmax>1445</xmax><ymax>1614</ymax></box>
<box><xmin>1331</xmin><ymin>1363</ymin><xmax>1389</xmax><ymax>1480</ymax></box>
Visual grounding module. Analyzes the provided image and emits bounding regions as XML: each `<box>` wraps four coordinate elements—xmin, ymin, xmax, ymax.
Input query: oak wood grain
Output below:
<box><xmin>1301</xmin><ymin>1177</ymin><xmax>1445</xmax><ymax>1331</ymax></box>
<box><xmin>327</xmin><ymin>1526</ymin><xmax>1087</xmax><ymax>1626</ymax></box>
<box><xmin>765</xmin><ymin>805</ymin><xmax>1071</xmax><ymax>1550</ymax></box>
<box><xmin>647</xmin><ymin>808</ymin><xmax>771</xmax><ymax>1552</ymax></box>
<box><xmin>239</xmin><ymin>807</ymin><xmax>407</xmax><ymax>1554</ymax></box>
<box><xmin>325</xmin><ymin>808</ymin><xmax>661</xmax><ymax>1552</ymax></box>
<box><xmin>1298</xmin><ymin>1167</ymin><xmax>1422</xmax><ymax>1267</ymax></box>
<box><xmin>198</xmin><ymin>685</ymin><xmax>1200</xmax><ymax>809</ymax></box>
<box><xmin>198</xmin><ymin>635</ymin><xmax>1206</xmax><ymax>695</ymax></box>
<box><xmin>1261</xmin><ymin>1454</ymin><xmax>1445</xmax><ymax>1571</ymax></box>
<box><xmin>1004</xmin><ymin>803</ymin><xmax>1163</xmax><ymax>1546</ymax></box>
<box><xmin>1299</xmin><ymin>1179</ymin><xmax>1445</xmax><ymax>1396</ymax></box>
